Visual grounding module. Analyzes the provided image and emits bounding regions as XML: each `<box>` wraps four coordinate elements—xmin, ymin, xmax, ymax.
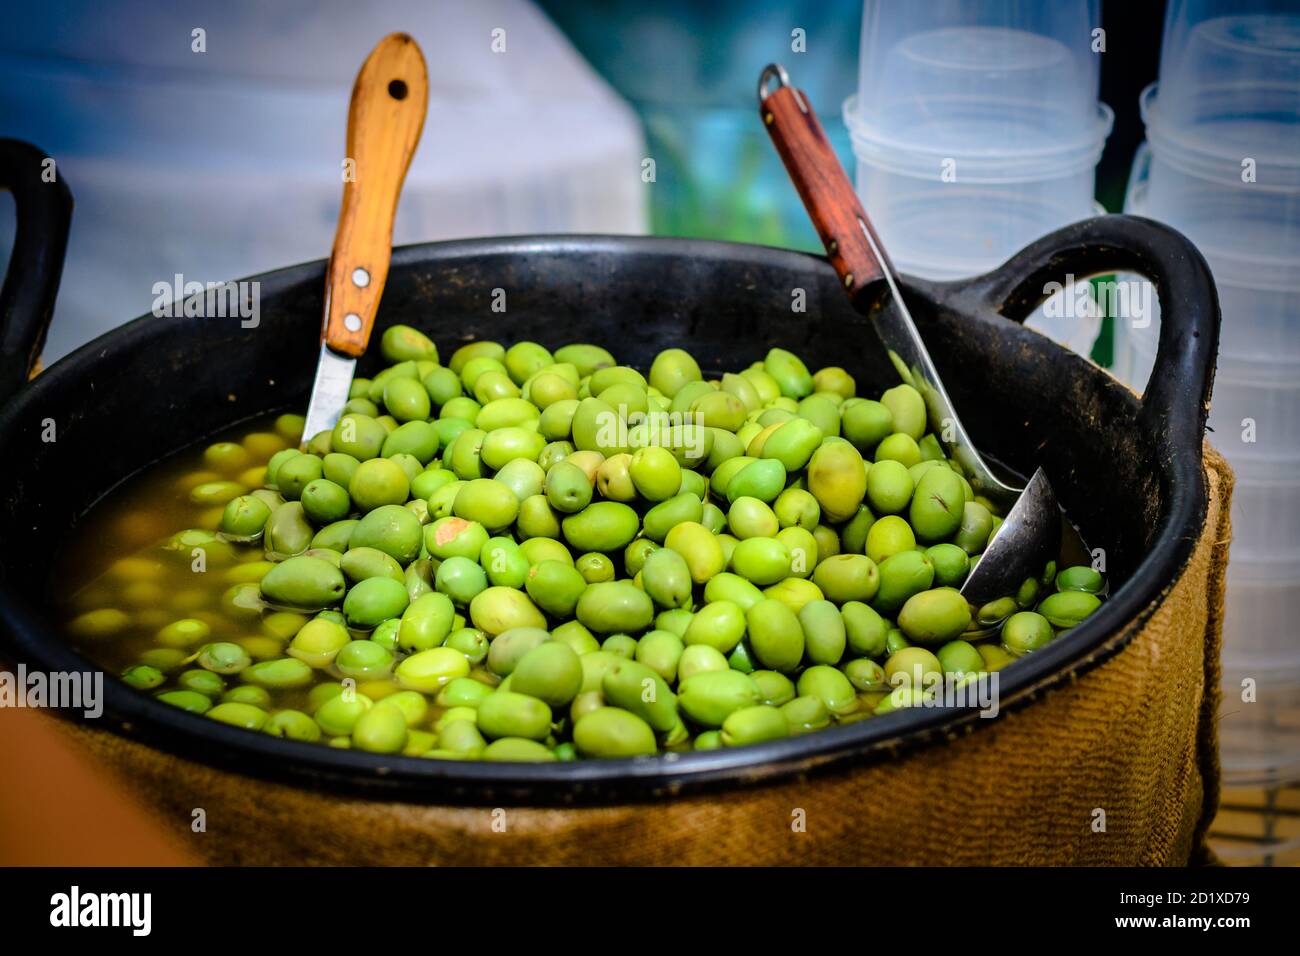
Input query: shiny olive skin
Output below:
<box><xmin>925</xmin><ymin>543</ymin><xmax>971</xmax><ymax>588</ymax></box>
<box><xmin>524</xmin><ymin>560</ymin><xmax>588</xmax><ymax>618</ymax></box>
<box><xmin>394</xmin><ymin>647</ymin><xmax>470</xmax><ymax>693</ymax></box>
<box><xmin>576</xmin><ymin>581</ymin><xmax>654</xmax><ymax>634</ymax></box>
<box><xmin>454</xmin><ymin>478</ymin><xmax>521</xmax><ymax>532</ymax></box>
<box><xmin>398</xmin><ymin>592</ymin><xmax>456</xmax><ymax>651</ymax></box>
<box><xmin>602</xmin><ymin>658</ymin><xmax>677</xmax><ymax>732</ymax></box>
<box><xmin>352</xmin><ymin>703</ymin><xmax>409</xmax><ymax>754</ymax></box>
<box><xmin>511</xmin><ymin>641</ymin><xmax>584</xmax><ymax>707</ymax></box>
<box><xmin>221</xmin><ymin>495</ymin><xmax>272</xmax><ymax>540</ymax></box>
<box><xmin>763</xmin><ymin>348</ymin><xmax>814</xmax><ymax>399</ymax></box>
<box><xmin>343</xmin><ymin>576</ymin><xmax>409</xmax><ymax>629</ymax></box>
<box><xmin>909</xmin><ymin>466</ymin><xmax>966</xmax><ymax>543</ymax></box>
<box><xmin>806</xmin><ymin>440</ymin><xmax>866</xmax><ymax>523</ymax></box>
<box><xmin>677</xmin><ymin>670</ymin><xmax>760</xmax><ymax>727</ymax></box>
<box><xmin>1002</xmin><ymin>610</ymin><xmax>1056</xmax><ymax>654</ymax></box>
<box><xmin>811</xmin><ymin>554</ymin><xmax>879</xmax><ymax>604</ymax></box>
<box><xmin>872</xmin><ymin>550</ymin><xmax>935</xmax><ymax>615</ymax></box>
<box><xmin>799</xmin><ymin>599</ymin><xmax>847</xmax><ymax>666</ymax></box>
<box><xmin>936</xmin><ymin>640</ymin><xmax>984</xmax><ymax>677</ymax></box>
<box><xmin>436</xmin><ymin>555</ymin><xmax>489</xmax><ymax>604</ymax></box>
<box><xmin>562</xmin><ymin>501</ymin><xmax>640</xmax><ymax>553</ymax></box>
<box><xmin>796</xmin><ymin>665</ymin><xmax>857</xmax><ymax>715</ymax></box>
<box><xmin>683</xmin><ymin>600</ymin><xmax>747</xmax><ymax>654</ymax></box>
<box><xmin>897</xmin><ymin>588</ymin><xmax>973</xmax><ymax>645</ymax></box>
<box><xmin>648</xmin><ymin>348</ymin><xmax>702</xmax><ymax>398</ymax></box>
<box><xmin>642</xmin><ymin>493</ymin><xmax>703</xmax><ymax>544</ymax></box>
<box><xmin>746</xmin><ymin>598</ymin><xmax>804</xmax><ymax>673</ymax></box>
<box><xmin>260</xmin><ymin>556</ymin><xmax>346</xmax><ymax>610</ymax></box>
<box><xmin>544</xmin><ymin>460</ymin><xmax>594</xmax><ymax>514</ymax></box>
<box><xmin>339</xmin><ymin>547</ymin><xmax>404</xmax><ymax>585</ymax></box>
<box><xmin>663</xmin><ymin>522</ymin><xmax>725</xmax><ymax>584</ymax></box>
<box><xmin>641</xmin><ymin>547</ymin><xmax>693</xmax><ymax>610</ymax></box>
<box><xmin>721</xmin><ymin>704</ymin><xmax>789</xmax><ymax>746</ymax></box>
<box><xmin>1054</xmin><ymin>565</ymin><xmax>1104</xmax><ymax>594</ymax></box>
<box><xmin>574</xmin><ymin>707</ymin><xmax>657</xmax><ymax>758</ymax></box>
<box><xmin>486</xmin><ymin>627</ymin><xmax>551</xmax><ymax>677</ymax></box>
<box><xmin>349</xmin><ymin>458</ymin><xmax>410</xmax><ymax>512</ymax></box>
<box><xmin>477</xmin><ymin>691</ymin><xmax>553</xmax><ymax>741</ymax></box>
<box><xmin>842</xmin><ymin>601</ymin><xmax>889</xmax><ymax>658</ymax></box>
<box><xmin>781</xmin><ymin>695</ymin><xmax>830</xmax><ymax>734</ymax></box>
<box><xmin>1037</xmin><ymin>591</ymin><xmax>1102</xmax><ymax>628</ymax></box>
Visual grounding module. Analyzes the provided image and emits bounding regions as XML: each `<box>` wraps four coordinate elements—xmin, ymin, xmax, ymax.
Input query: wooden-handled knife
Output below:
<box><xmin>301</xmin><ymin>32</ymin><xmax>428</xmax><ymax>445</ymax></box>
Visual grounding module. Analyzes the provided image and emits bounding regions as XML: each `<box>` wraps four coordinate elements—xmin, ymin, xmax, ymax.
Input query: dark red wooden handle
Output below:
<box><xmin>760</xmin><ymin>84</ymin><xmax>891</xmax><ymax>299</ymax></box>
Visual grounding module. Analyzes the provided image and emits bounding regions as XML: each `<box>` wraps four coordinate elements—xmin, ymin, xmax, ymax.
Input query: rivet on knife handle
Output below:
<box><xmin>758</xmin><ymin>63</ymin><xmax>889</xmax><ymax>306</ymax></box>
<box><xmin>323</xmin><ymin>33</ymin><xmax>429</xmax><ymax>357</ymax></box>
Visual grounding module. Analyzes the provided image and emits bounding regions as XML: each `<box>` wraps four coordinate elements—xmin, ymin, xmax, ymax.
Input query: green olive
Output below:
<box><xmin>1037</xmin><ymin>591</ymin><xmax>1102</xmax><ymax>628</ymax></box>
<box><xmin>721</xmin><ymin>704</ymin><xmax>789</xmax><ymax>747</ymax></box>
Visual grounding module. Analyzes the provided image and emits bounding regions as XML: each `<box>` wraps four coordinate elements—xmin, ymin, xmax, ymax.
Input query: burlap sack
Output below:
<box><xmin>58</xmin><ymin>447</ymin><xmax>1233</xmax><ymax>866</ymax></box>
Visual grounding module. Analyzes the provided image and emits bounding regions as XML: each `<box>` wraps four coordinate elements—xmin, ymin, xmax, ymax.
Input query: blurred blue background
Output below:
<box><xmin>538</xmin><ymin>0</ymin><xmax>860</xmax><ymax>249</ymax></box>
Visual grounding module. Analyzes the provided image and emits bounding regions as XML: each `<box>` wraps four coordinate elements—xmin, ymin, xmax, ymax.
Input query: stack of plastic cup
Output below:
<box><xmin>1114</xmin><ymin>0</ymin><xmax>1300</xmax><ymax>793</ymax></box>
<box><xmin>843</xmin><ymin>0</ymin><xmax>1112</xmax><ymax>352</ymax></box>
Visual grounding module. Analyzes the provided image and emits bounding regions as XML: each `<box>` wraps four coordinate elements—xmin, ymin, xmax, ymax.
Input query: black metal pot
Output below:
<box><xmin>0</xmin><ymin>138</ymin><xmax>1219</xmax><ymax>804</ymax></box>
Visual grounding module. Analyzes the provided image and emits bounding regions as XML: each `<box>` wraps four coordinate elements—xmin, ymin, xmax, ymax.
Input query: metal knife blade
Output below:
<box><xmin>300</xmin><ymin>343</ymin><xmax>357</xmax><ymax>446</ymax></box>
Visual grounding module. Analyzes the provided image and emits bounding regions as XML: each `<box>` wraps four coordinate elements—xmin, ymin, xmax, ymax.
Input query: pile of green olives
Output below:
<box><xmin>68</xmin><ymin>329</ymin><xmax>1105</xmax><ymax>760</ymax></box>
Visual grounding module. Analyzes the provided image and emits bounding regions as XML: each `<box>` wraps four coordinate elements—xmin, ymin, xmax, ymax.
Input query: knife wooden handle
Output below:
<box><xmin>758</xmin><ymin>65</ymin><xmax>891</xmax><ymax>304</ymax></box>
<box><xmin>322</xmin><ymin>33</ymin><xmax>428</xmax><ymax>357</ymax></box>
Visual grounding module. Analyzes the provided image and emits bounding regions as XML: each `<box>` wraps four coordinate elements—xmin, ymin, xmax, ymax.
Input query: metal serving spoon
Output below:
<box><xmin>758</xmin><ymin>63</ymin><xmax>1058</xmax><ymax>604</ymax></box>
<box><xmin>302</xmin><ymin>33</ymin><xmax>429</xmax><ymax>445</ymax></box>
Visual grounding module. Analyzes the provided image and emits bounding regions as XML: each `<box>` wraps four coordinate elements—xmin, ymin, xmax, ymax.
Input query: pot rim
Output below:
<box><xmin>0</xmin><ymin>229</ymin><xmax>1214</xmax><ymax>805</ymax></box>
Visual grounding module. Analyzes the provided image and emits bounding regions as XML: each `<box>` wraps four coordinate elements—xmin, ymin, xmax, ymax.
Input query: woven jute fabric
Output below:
<box><xmin>59</xmin><ymin>447</ymin><xmax>1233</xmax><ymax>866</ymax></box>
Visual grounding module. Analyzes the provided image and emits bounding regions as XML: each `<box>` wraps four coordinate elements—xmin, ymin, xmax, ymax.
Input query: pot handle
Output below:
<box><xmin>0</xmin><ymin>139</ymin><xmax>72</xmax><ymax>403</ymax></box>
<box><xmin>955</xmin><ymin>214</ymin><xmax>1220</xmax><ymax>447</ymax></box>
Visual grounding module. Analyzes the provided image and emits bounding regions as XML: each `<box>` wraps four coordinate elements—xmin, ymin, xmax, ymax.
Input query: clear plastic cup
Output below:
<box><xmin>1221</xmin><ymin>557</ymin><xmax>1300</xmax><ymax>683</ymax></box>
<box><xmin>1121</xmin><ymin>132</ymin><xmax>1300</xmax><ymax>369</ymax></box>
<box><xmin>853</xmin><ymin>0</ymin><xmax>1106</xmax><ymax>155</ymax></box>
<box><xmin>1124</xmin><ymin>242</ymin><xmax>1300</xmax><ymax>369</ymax></box>
<box><xmin>849</xmin><ymin>147</ymin><xmax>1104</xmax><ymax>275</ymax></box>
<box><xmin>846</xmin><ymin>0</ymin><xmax>1112</xmax><ymax>358</ymax></box>
<box><xmin>1218</xmin><ymin>664</ymin><xmax>1300</xmax><ymax>787</ymax></box>
<box><xmin>1125</xmin><ymin>319</ymin><xmax>1300</xmax><ymax>471</ymax></box>
<box><xmin>847</xmin><ymin>110</ymin><xmax>1109</xmax><ymax>355</ymax></box>
<box><xmin>1138</xmin><ymin>133</ymin><xmax>1300</xmax><ymax>275</ymax></box>
<box><xmin>1152</xmin><ymin>0</ymin><xmax>1300</xmax><ymax>178</ymax></box>
<box><xmin>1228</xmin><ymin>465</ymin><xmax>1300</xmax><ymax>562</ymax></box>
<box><xmin>1140</xmin><ymin>1</ymin><xmax>1300</xmax><ymax>253</ymax></box>
<box><xmin>1121</xmin><ymin>140</ymin><xmax>1300</xmax><ymax>374</ymax></box>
